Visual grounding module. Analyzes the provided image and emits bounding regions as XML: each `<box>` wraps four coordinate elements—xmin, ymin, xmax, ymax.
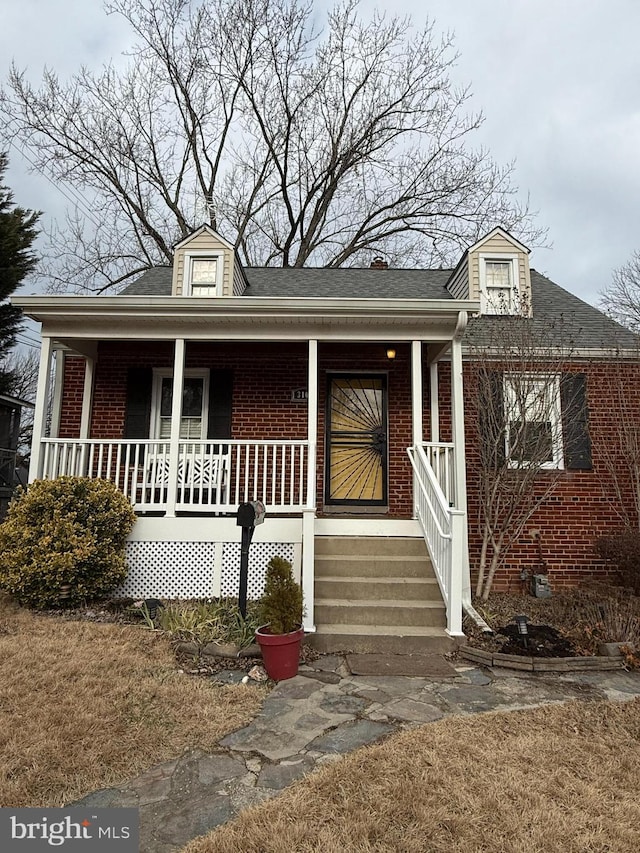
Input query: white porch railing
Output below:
<box><xmin>407</xmin><ymin>443</ymin><xmax>464</xmax><ymax>636</ymax></box>
<box><xmin>422</xmin><ymin>442</ymin><xmax>455</xmax><ymax>506</ymax></box>
<box><xmin>39</xmin><ymin>438</ymin><xmax>313</xmax><ymax>513</ymax></box>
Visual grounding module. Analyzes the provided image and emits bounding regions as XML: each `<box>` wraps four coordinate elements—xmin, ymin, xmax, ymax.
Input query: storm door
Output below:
<box><xmin>325</xmin><ymin>375</ymin><xmax>388</xmax><ymax>505</ymax></box>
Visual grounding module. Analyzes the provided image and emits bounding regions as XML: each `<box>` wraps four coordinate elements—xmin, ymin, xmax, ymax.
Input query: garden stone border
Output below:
<box><xmin>461</xmin><ymin>646</ymin><xmax>625</xmax><ymax>672</ymax></box>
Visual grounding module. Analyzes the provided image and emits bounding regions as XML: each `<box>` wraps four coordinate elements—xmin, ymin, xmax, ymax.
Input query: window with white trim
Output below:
<box><xmin>480</xmin><ymin>255</ymin><xmax>519</xmax><ymax>315</ymax></box>
<box><xmin>152</xmin><ymin>370</ymin><xmax>209</xmax><ymax>439</ymax></box>
<box><xmin>184</xmin><ymin>252</ymin><xmax>222</xmax><ymax>296</ymax></box>
<box><xmin>504</xmin><ymin>374</ymin><xmax>564</xmax><ymax>469</ymax></box>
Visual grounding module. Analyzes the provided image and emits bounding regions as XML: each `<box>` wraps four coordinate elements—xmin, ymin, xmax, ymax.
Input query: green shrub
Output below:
<box><xmin>0</xmin><ymin>477</ymin><xmax>137</xmax><ymax>608</ymax></box>
<box><xmin>596</xmin><ymin>530</ymin><xmax>640</xmax><ymax>594</ymax></box>
<box><xmin>259</xmin><ymin>556</ymin><xmax>303</xmax><ymax>634</ymax></box>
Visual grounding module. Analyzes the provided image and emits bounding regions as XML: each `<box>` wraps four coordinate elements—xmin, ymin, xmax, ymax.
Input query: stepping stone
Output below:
<box><xmin>346</xmin><ymin>654</ymin><xmax>457</xmax><ymax>678</ymax></box>
<box><xmin>308</xmin><ymin>719</ymin><xmax>393</xmax><ymax>754</ymax></box>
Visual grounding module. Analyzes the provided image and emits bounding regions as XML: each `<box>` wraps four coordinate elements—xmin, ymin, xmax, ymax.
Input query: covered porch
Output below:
<box><xmin>20</xmin><ymin>293</ymin><xmax>476</xmax><ymax>640</ymax></box>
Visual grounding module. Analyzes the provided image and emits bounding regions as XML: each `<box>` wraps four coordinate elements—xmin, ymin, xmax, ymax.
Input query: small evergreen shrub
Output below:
<box><xmin>0</xmin><ymin>477</ymin><xmax>137</xmax><ymax>608</ymax></box>
<box><xmin>259</xmin><ymin>556</ymin><xmax>303</xmax><ymax>634</ymax></box>
<box><xmin>596</xmin><ymin>530</ymin><xmax>640</xmax><ymax>595</ymax></box>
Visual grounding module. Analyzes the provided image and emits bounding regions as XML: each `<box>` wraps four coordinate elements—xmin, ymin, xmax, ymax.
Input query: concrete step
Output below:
<box><xmin>315</xmin><ymin>554</ymin><xmax>433</xmax><ymax>579</ymax></box>
<box><xmin>314</xmin><ymin>598</ymin><xmax>446</xmax><ymax>628</ymax></box>
<box><xmin>309</xmin><ymin>624</ymin><xmax>456</xmax><ymax>655</ymax></box>
<box><xmin>315</xmin><ymin>575</ymin><xmax>440</xmax><ymax>602</ymax></box>
<box><xmin>314</xmin><ymin>536</ymin><xmax>429</xmax><ymax>558</ymax></box>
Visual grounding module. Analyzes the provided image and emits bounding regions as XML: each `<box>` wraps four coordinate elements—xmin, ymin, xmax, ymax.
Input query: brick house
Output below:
<box><xmin>14</xmin><ymin>226</ymin><xmax>640</xmax><ymax>652</ymax></box>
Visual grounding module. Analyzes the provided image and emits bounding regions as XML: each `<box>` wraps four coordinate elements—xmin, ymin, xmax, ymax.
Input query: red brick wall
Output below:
<box><xmin>462</xmin><ymin>360</ymin><xmax>640</xmax><ymax>592</ymax></box>
<box><xmin>57</xmin><ymin>342</ymin><xmax>640</xmax><ymax>587</ymax></box>
<box><xmin>58</xmin><ymin>356</ymin><xmax>86</xmax><ymax>438</ymax></box>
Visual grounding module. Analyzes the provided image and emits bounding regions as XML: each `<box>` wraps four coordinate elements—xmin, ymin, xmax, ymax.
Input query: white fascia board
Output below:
<box><xmin>13</xmin><ymin>294</ymin><xmax>480</xmax><ymax>322</ymax></box>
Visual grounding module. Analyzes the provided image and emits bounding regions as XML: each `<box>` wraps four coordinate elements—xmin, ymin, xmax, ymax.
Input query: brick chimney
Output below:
<box><xmin>370</xmin><ymin>256</ymin><xmax>388</xmax><ymax>270</ymax></box>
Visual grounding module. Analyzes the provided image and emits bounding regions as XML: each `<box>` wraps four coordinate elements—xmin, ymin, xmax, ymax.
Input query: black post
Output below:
<box><xmin>239</xmin><ymin>524</ymin><xmax>253</xmax><ymax>618</ymax></box>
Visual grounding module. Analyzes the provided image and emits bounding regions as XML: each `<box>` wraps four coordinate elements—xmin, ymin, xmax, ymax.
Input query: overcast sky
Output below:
<box><xmin>2</xmin><ymin>0</ymin><xmax>639</xmax><ymax>310</ymax></box>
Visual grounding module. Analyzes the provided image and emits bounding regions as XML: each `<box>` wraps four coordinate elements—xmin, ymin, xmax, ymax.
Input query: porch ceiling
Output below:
<box><xmin>14</xmin><ymin>295</ymin><xmax>479</xmax><ymax>344</ymax></box>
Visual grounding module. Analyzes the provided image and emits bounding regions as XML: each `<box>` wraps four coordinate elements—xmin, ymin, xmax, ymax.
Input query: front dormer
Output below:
<box><xmin>447</xmin><ymin>227</ymin><xmax>532</xmax><ymax>316</ymax></box>
<box><xmin>172</xmin><ymin>225</ymin><xmax>248</xmax><ymax>297</ymax></box>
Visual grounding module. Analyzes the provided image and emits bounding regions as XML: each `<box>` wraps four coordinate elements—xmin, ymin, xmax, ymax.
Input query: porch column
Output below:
<box><xmin>49</xmin><ymin>349</ymin><xmax>65</xmax><ymax>438</ymax></box>
<box><xmin>79</xmin><ymin>356</ymin><xmax>95</xmax><ymax>440</ymax></box>
<box><xmin>449</xmin><ymin>315</ymin><xmax>469</xmax><ymax>636</ymax></box>
<box><xmin>411</xmin><ymin>341</ymin><xmax>423</xmax><ymax>447</ymax></box>
<box><xmin>165</xmin><ymin>338</ymin><xmax>186</xmax><ymax>517</ymax></box>
<box><xmin>29</xmin><ymin>334</ymin><xmax>54</xmax><ymax>483</ymax></box>
<box><xmin>302</xmin><ymin>338</ymin><xmax>317</xmax><ymax>633</ymax></box>
<box><xmin>430</xmin><ymin>362</ymin><xmax>440</xmax><ymax>443</ymax></box>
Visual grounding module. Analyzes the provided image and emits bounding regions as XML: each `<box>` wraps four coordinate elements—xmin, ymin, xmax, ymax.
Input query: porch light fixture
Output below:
<box><xmin>514</xmin><ymin>614</ymin><xmax>529</xmax><ymax>648</ymax></box>
<box><xmin>386</xmin><ymin>347</ymin><xmax>396</xmax><ymax>360</ymax></box>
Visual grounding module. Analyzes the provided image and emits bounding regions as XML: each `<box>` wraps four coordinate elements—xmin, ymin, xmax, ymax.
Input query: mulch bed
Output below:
<box><xmin>493</xmin><ymin>623</ymin><xmax>579</xmax><ymax>658</ymax></box>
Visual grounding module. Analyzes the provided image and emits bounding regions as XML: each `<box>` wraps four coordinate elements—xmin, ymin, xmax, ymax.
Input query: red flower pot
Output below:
<box><xmin>255</xmin><ymin>625</ymin><xmax>304</xmax><ymax>681</ymax></box>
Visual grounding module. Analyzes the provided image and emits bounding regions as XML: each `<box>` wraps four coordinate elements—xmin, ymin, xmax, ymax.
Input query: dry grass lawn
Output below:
<box><xmin>0</xmin><ymin>595</ymin><xmax>267</xmax><ymax>807</ymax></box>
<box><xmin>184</xmin><ymin>698</ymin><xmax>640</xmax><ymax>853</ymax></box>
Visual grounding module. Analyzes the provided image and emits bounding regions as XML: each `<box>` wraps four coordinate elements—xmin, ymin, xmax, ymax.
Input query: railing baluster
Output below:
<box><xmin>38</xmin><ymin>438</ymin><xmax>312</xmax><ymax>513</ymax></box>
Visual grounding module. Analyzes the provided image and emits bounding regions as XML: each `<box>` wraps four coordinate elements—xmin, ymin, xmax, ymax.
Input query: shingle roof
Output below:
<box><xmin>465</xmin><ymin>270</ymin><xmax>639</xmax><ymax>352</ymax></box>
<box><xmin>120</xmin><ymin>266</ymin><xmax>454</xmax><ymax>299</ymax></box>
<box><xmin>119</xmin><ymin>264</ymin><xmax>639</xmax><ymax>351</ymax></box>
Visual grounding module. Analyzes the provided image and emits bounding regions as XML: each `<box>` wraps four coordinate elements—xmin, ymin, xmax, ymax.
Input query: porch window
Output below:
<box><xmin>504</xmin><ymin>374</ymin><xmax>563</xmax><ymax>469</ymax></box>
<box><xmin>152</xmin><ymin>370</ymin><xmax>209</xmax><ymax>439</ymax></box>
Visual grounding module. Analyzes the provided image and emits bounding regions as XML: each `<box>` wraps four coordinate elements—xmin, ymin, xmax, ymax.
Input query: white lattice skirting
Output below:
<box><xmin>118</xmin><ymin>540</ymin><xmax>296</xmax><ymax>599</ymax></box>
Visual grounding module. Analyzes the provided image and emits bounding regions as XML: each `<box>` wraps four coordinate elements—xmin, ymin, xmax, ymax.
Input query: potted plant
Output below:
<box><xmin>255</xmin><ymin>556</ymin><xmax>304</xmax><ymax>680</ymax></box>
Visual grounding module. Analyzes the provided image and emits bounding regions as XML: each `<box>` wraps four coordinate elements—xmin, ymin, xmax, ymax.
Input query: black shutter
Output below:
<box><xmin>124</xmin><ymin>367</ymin><xmax>153</xmax><ymax>438</ymax></box>
<box><xmin>560</xmin><ymin>373</ymin><xmax>592</xmax><ymax>470</ymax></box>
<box><xmin>478</xmin><ymin>369</ymin><xmax>505</xmax><ymax>468</ymax></box>
<box><xmin>208</xmin><ymin>369</ymin><xmax>233</xmax><ymax>442</ymax></box>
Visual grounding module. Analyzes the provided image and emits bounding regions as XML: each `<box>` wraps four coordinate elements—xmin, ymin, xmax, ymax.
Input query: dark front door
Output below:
<box><xmin>325</xmin><ymin>375</ymin><xmax>388</xmax><ymax>506</ymax></box>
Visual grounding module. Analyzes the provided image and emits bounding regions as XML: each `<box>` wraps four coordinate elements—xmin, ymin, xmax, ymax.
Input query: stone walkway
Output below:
<box><xmin>72</xmin><ymin>655</ymin><xmax>640</xmax><ymax>853</ymax></box>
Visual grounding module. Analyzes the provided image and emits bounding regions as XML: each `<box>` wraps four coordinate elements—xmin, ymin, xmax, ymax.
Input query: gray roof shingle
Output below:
<box><xmin>118</xmin><ymin>265</ymin><xmax>639</xmax><ymax>351</ymax></box>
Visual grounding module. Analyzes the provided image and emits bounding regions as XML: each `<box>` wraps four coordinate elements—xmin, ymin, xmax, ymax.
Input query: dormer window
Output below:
<box><xmin>479</xmin><ymin>254</ymin><xmax>519</xmax><ymax>315</ymax></box>
<box><xmin>185</xmin><ymin>251</ymin><xmax>222</xmax><ymax>296</ymax></box>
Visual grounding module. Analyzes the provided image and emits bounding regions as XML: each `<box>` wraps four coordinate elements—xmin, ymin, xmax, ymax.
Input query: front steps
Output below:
<box><xmin>309</xmin><ymin>536</ymin><xmax>456</xmax><ymax>655</ymax></box>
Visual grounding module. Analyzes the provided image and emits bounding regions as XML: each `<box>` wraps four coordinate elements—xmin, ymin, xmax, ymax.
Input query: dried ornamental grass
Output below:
<box><xmin>0</xmin><ymin>596</ymin><xmax>267</xmax><ymax>807</ymax></box>
<box><xmin>183</xmin><ymin>699</ymin><xmax>640</xmax><ymax>853</ymax></box>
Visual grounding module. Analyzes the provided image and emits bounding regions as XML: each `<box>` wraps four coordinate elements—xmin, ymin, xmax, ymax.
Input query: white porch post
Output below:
<box><xmin>449</xmin><ymin>314</ymin><xmax>470</xmax><ymax>636</ymax></box>
<box><xmin>29</xmin><ymin>334</ymin><xmax>54</xmax><ymax>483</ymax></box>
<box><xmin>411</xmin><ymin>341</ymin><xmax>423</xmax><ymax>447</ymax></box>
<box><xmin>77</xmin><ymin>354</ymin><xmax>96</xmax><ymax>477</ymax></box>
<box><xmin>49</xmin><ymin>350</ymin><xmax>65</xmax><ymax>439</ymax></box>
<box><xmin>302</xmin><ymin>338</ymin><xmax>317</xmax><ymax>633</ymax></box>
<box><xmin>430</xmin><ymin>361</ymin><xmax>440</xmax><ymax>443</ymax></box>
<box><xmin>410</xmin><ymin>341</ymin><xmax>423</xmax><ymax>521</ymax></box>
<box><xmin>165</xmin><ymin>338</ymin><xmax>185</xmax><ymax>517</ymax></box>
<box><xmin>79</xmin><ymin>356</ymin><xmax>95</xmax><ymax>440</ymax></box>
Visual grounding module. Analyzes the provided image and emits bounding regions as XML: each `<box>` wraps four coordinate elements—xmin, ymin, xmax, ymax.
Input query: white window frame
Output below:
<box><xmin>151</xmin><ymin>369</ymin><xmax>210</xmax><ymax>440</ymax></box>
<box><xmin>479</xmin><ymin>254</ymin><xmax>520</xmax><ymax>315</ymax></box>
<box><xmin>184</xmin><ymin>250</ymin><xmax>223</xmax><ymax>297</ymax></box>
<box><xmin>503</xmin><ymin>373</ymin><xmax>564</xmax><ymax>470</ymax></box>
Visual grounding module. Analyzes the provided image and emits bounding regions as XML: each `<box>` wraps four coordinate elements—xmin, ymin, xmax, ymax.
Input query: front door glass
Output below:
<box><xmin>326</xmin><ymin>375</ymin><xmax>387</xmax><ymax>505</ymax></box>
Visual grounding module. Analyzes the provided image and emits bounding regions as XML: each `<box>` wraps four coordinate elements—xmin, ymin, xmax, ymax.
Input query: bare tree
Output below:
<box><xmin>601</xmin><ymin>250</ymin><xmax>640</xmax><ymax>332</ymax></box>
<box><xmin>0</xmin><ymin>0</ymin><xmax>543</xmax><ymax>293</ymax></box>
<box><xmin>466</xmin><ymin>305</ymin><xmax>588</xmax><ymax>599</ymax></box>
